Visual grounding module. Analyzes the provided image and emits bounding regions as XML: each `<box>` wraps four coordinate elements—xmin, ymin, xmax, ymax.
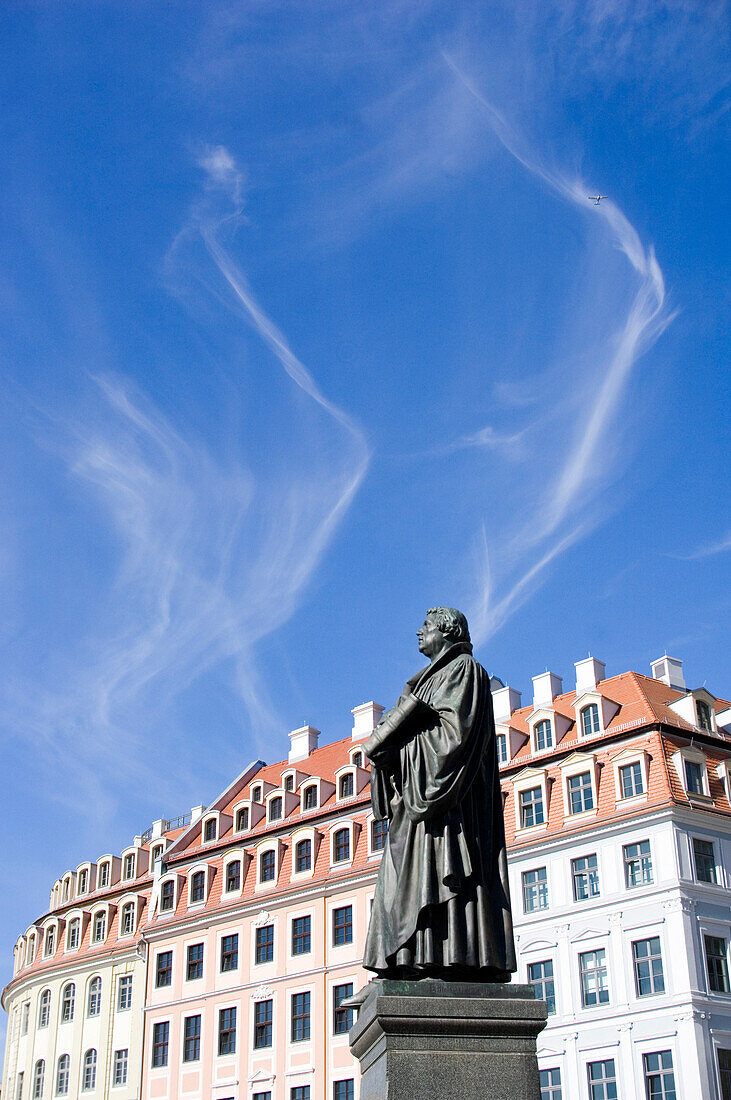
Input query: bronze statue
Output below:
<box><xmin>362</xmin><ymin>607</ymin><xmax>516</xmax><ymax>980</ymax></box>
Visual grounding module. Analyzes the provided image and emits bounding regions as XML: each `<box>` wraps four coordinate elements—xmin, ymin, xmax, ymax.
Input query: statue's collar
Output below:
<box><xmin>409</xmin><ymin>641</ymin><xmax>473</xmax><ymax>690</ymax></box>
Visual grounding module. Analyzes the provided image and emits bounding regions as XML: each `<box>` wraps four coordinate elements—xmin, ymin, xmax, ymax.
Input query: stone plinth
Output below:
<box><xmin>348</xmin><ymin>979</ymin><xmax>547</xmax><ymax>1100</ymax></box>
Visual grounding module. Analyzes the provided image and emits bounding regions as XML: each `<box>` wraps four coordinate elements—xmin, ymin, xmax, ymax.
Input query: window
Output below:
<box><xmin>685</xmin><ymin>759</ymin><xmax>704</xmax><ymax>795</ymax></box>
<box><xmin>284</xmin><ymin>774</ymin><xmax>295</xmax><ymax>792</ymax></box>
<box><xmin>303</xmin><ymin>785</ymin><xmax>317</xmax><ymax>810</ymax></box>
<box><xmin>15</xmin><ymin>1071</ymin><xmax>23</xmax><ymax>1100</ymax></box>
<box><xmin>705</xmin><ymin>935</ymin><xmax>730</xmax><ymax>993</ymax></box>
<box><xmin>587</xmin><ymin>1059</ymin><xmax>617</xmax><ymax>1100</ymax></box>
<box><xmin>44</xmin><ymin>926</ymin><xmax>56</xmax><ymax>956</ymax></box>
<box><xmin>619</xmin><ymin>761</ymin><xmax>644</xmax><ymax>798</ymax></box>
<box><xmin>333</xmin><ymin>982</ymin><xmax>354</xmax><ymax>1033</ymax></box>
<box><xmin>633</xmin><ymin>937</ymin><xmax>665</xmax><ymax>996</ymax></box>
<box><xmin>87</xmin><ymin>976</ymin><xmax>102</xmax><ymax>1016</ymax></box>
<box><xmin>98</xmin><ymin>863</ymin><xmax>109</xmax><ymax>888</ymax></box>
<box><xmin>32</xmin><ymin>1062</ymin><xmax>44</xmax><ymax>1100</ymax></box>
<box><xmin>269</xmin><ymin>796</ymin><xmax>283</xmax><ymax>822</ymax></box>
<box><xmin>254</xmin><ymin>1000</ymin><xmax>272</xmax><ymax>1048</ymax></box>
<box><xmin>528</xmin><ymin>960</ymin><xmax>555</xmax><ymax>1015</ymax></box>
<box><xmin>61</xmin><ymin>982</ymin><xmax>75</xmax><ymax>1022</ymax></box>
<box><xmin>693</xmin><ymin>838</ymin><xmax>717</xmax><ymax>883</ymax></box>
<box><xmin>295</xmin><ymin>838</ymin><xmax>312</xmax><ymax>872</ymax></box>
<box><xmin>236</xmin><ymin>807</ymin><xmax>249</xmax><ymax>831</ymax></box>
<box><xmin>371</xmin><ymin>818</ymin><xmax>388</xmax><ymax>851</ymax></box>
<box><xmin>62</xmin><ymin>879</ymin><xmax>70</xmax><ymax>902</ymax></box>
<box><xmin>123</xmin><ymin>853</ymin><xmax>135</xmax><ymax>880</ymax></box>
<box><xmin>156</xmin><ymin>951</ymin><xmax>173</xmax><ymax>988</ymax></box>
<box><xmin>118</xmin><ymin>974</ymin><xmax>132</xmax><ymax>1011</ymax></box>
<box><xmin>497</xmin><ymin>733</ymin><xmax>508</xmax><ymax>764</ymax></box>
<box><xmin>718</xmin><ymin>1049</ymin><xmax>731</xmax><ymax>1100</ymax></box>
<box><xmin>121</xmin><ymin>901</ymin><xmax>135</xmax><ymax>933</ymax></box>
<box><xmin>78</xmin><ymin>869</ymin><xmax>88</xmax><ymax>894</ymax></box>
<box><xmin>540</xmin><ymin>1068</ymin><xmax>562</xmax><ymax>1100</ymax></box>
<box><xmin>38</xmin><ymin>989</ymin><xmax>51</xmax><ymax>1028</ymax></box>
<box><xmin>203</xmin><ymin>818</ymin><xmax>217</xmax><ymax>842</ymax></box>
<box><xmin>152</xmin><ymin>1021</ymin><xmax>169</xmax><ymax>1067</ymax></box>
<box><xmin>580</xmin><ymin>949</ymin><xmax>609</xmax><ymax>1007</ymax></box>
<box><xmin>21</xmin><ymin>1002</ymin><xmax>29</xmax><ymax>1035</ymax></box>
<box><xmin>113</xmin><ymin>1049</ymin><xmax>128</xmax><ymax>1087</ymax></box>
<box><xmin>226</xmin><ymin>860</ymin><xmax>241</xmax><ymax>892</ymax></box>
<box><xmin>254</xmin><ymin>1094</ymin><xmax>271</xmax><ymax>1100</ymax></box>
<box><xmin>535</xmin><ymin>719</ymin><xmax>553</xmax><ymax>750</ymax></box>
<box><xmin>183</xmin><ymin>1014</ymin><xmax>201</xmax><ymax>1062</ymax></box>
<box><xmin>252</xmin><ymin>785</ymin><xmax>262</xmax><ymax>802</ymax></box>
<box><xmin>218</xmin><ymin>1007</ymin><xmax>237</xmax><ymax>1055</ymax></box>
<box><xmin>520</xmin><ymin>787</ymin><xmax>545</xmax><ymax>828</ymax></box>
<box><xmin>260</xmin><ymin>849</ymin><xmax>276</xmax><ymax>882</ymax></box>
<box><xmin>334</xmin><ymin>828</ymin><xmax>351</xmax><ymax>862</ymax></box>
<box><xmin>624</xmin><ymin>840</ymin><xmax>653</xmax><ymax>887</ymax></box>
<box><xmin>643</xmin><ymin>1050</ymin><xmax>676</xmax><ymax>1099</ymax></box>
<box><xmin>151</xmin><ymin>844</ymin><xmax>163</xmax><ymax>863</ymax></box>
<box><xmin>581</xmin><ymin>704</ymin><xmax>600</xmax><ymax>738</ymax></box>
<box><xmin>522</xmin><ymin>867</ymin><xmax>548</xmax><ymax>913</ymax></box>
<box><xmin>291</xmin><ymin>991</ymin><xmax>311</xmax><ymax>1041</ymax></box>
<box><xmin>333</xmin><ymin>905</ymin><xmax>353</xmax><ymax>945</ymax></box>
<box><xmin>221</xmin><ymin>934</ymin><xmax>238</xmax><ymax>972</ymax></box>
<box><xmin>56</xmin><ymin>1055</ymin><xmax>70</xmax><ymax>1096</ymax></box>
<box><xmin>352</xmin><ymin>751</ymin><xmax>363</xmax><ymax>768</ymax></box>
<box><xmin>92</xmin><ymin>911</ymin><xmax>106</xmax><ymax>942</ymax></box>
<box><xmin>572</xmin><ymin>854</ymin><xmax>600</xmax><ymax>901</ymax></box>
<box><xmin>82</xmin><ymin>1049</ymin><xmax>97</xmax><ymax>1092</ymax></box>
<box><xmin>333</xmin><ymin>1082</ymin><xmax>354</xmax><ymax>1100</ymax></box>
<box><xmin>292</xmin><ymin>915</ymin><xmax>311</xmax><ymax>955</ymax></box>
<box><xmin>697</xmin><ymin>700</ymin><xmax>713</xmax><ymax>732</ymax></box>
<box><xmin>67</xmin><ymin>919</ymin><xmax>80</xmax><ymax>950</ymax></box>
<box><xmin>190</xmin><ymin>870</ymin><xmax>206</xmax><ymax>903</ymax></box>
<box><xmin>292</xmin><ymin>1089</ymin><xmax>310</xmax><ymax>1100</ymax></box>
<box><xmin>255</xmin><ymin>924</ymin><xmax>274</xmax><ymax>964</ymax></box>
<box><xmin>160</xmin><ymin>880</ymin><xmax>175</xmax><ymax>912</ymax></box>
<box><xmin>339</xmin><ymin>773</ymin><xmax>354</xmax><ymax>799</ymax></box>
<box><xmin>187</xmin><ymin>942</ymin><xmax>204</xmax><ymax>980</ymax></box>
<box><xmin>568</xmin><ymin>772</ymin><xmax>594</xmax><ymax>814</ymax></box>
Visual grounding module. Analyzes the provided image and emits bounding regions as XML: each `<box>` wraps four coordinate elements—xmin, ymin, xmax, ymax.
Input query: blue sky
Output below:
<box><xmin>1</xmin><ymin>0</ymin><xmax>729</xmax><ymax>1011</ymax></box>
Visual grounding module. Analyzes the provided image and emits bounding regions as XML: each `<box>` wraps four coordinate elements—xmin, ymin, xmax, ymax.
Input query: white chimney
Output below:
<box><xmin>351</xmin><ymin>702</ymin><xmax>385</xmax><ymax>741</ymax></box>
<box><xmin>492</xmin><ymin>685</ymin><xmax>522</xmax><ymax>722</ymax></box>
<box><xmin>575</xmin><ymin>657</ymin><xmax>606</xmax><ymax>694</ymax></box>
<box><xmin>532</xmin><ymin>671</ymin><xmax>563</xmax><ymax>708</ymax></box>
<box><xmin>190</xmin><ymin>805</ymin><xmax>206</xmax><ymax>823</ymax></box>
<box><xmin>289</xmin><ymin>724</ymin><xmax>320</xmax><ymax>763</ymax></box>
<box><xmin>651</xmin><ymin>656</ymin><xmax>685</xmax><ymax>692</ymax></box>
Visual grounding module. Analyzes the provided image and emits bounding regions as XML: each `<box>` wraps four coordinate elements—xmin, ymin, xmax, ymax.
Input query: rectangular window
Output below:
<box><xmin>186</xmin><ymin>942</ymin><xmax>204</xmax><ymax>981</ymax></box>
<box><xmin>572</xmin><ymin>854</ymin><xmax>600</xmax><ymax>901</ymax></box>
<box><xmin>98</xmin><ymin>863</ymin><xmax>109</xmax><ymax>888</ymax></box>
<box><xmin>619</xmin><ymin>761</ymin><xmax>644</xmax><ymax>798</ymax></box>
<box><xmin>221</xmin><ymin>933</ymin><xmax>238</xmax><ymax>972</ymax></box>
<box><xmin>303</xmin><ymin>785</ymin><xmax>317</xmax><ymax>810</ymax></box>
<box><xmin>295</xmin><ymin>838</ymin><xmax>312</xmax><ymax>872</ymax></box>
<box><xmin>685</xmin><ymin>760</ymin><xmax>704</xmax><ymax>794</ymax></box>
<box><xmin>539</xmin><ymin>1067</ymin><xmax>562</xmax><ymax>1100</ymax></box>
<box><xmin>643</xmin><ymin>1050</ymin><xmax>676</xmax><ymax>1099</ymax></box>
<box><xmin>334</xmin><ymin>828</ymin><xmax>351</xmax><ymax>862</ymax></box>
<box><xmin>155</xmin><ymin>951</ymin><xmax>172</xmax><ymax>988</ymax></box>
<box><xmin>333</xmin><ymin>1082</ymin><xmax>354</xmax><ymax>1100</ymax></box>
<box><xmin>705</xmin><ymin>935</ymin><xmax>730</xmax><ymax>993</ymax></box>
<box><xmin>693</xmin><ymin>838</ymin><xmax>717</xmax><ymax>884</ymax></box>
<box><xmin>160</xmin><ymin>880</ymin><xmax>175</xmax><ymax>912</ymax></box>
<box><xmin>291</xmin><ymin>991</ymin><xmax>311</xmax><ymax>1042</ymax></box>
<box><xmin>333</xmin><ymin>905</ymin><xmax>353</xmax><ymax>946</ymax></box>
<box><xmin>16</xmin><ymin>1071</ymin><xmax>24</xmax><ymax>1100</ymax></box>
<box><xmin>255</xmin><ymin>925</ymin><xmax>274</xmax><ymax>964</ymax></box>
<box><xmin>254</xmin><ymin>999</ymin><xmax>273</xmax><ymax>1048</ymax></box>
<box><xmin>587</xmin><ymin>1059</ymin><xmax>617</xmax><ymax>1100</ymax></box>
<box><xmin>21</xmin><ymin>1002</ymin><xmax>29</xmax><ymax>1035</ymax></box>
<box><xmin>225</xmin><ymin>860</ymin><xmax>241</xmax><ymax>892</ymax></box>
<box><xmin>236</xmin><ymin>807</ymin><xmax>249</xmax><ymax>831</ymax></box>
<box><xmin>204</xmin><ymin>818</ymin><xmax>217</xmax><ymax>842</ymax></box>
<box><xmin>520</xmin><ymin>787</ymin><xmax>545</xmax><ymax>828</ymax></box>
<box><xmin>113</xmin><ymin>1049</ymin><xmax>128</xmax><ymax>1087</ymax></box>
<box><xmin>528</xmin><ymin>960</ymin><xmax>555</xmax><ymax>1015</ymax></box>
<box><xmin>633</xmin><ymin>937</ymin><xmax>665</xmax><ymax>997</ymax></box>
<box><xmin>522</xmin><ymin>867</ymin><xmax>548</xmax><ymax>913</ymax></box>
<box><xmin>190</xmin><ymin>870</ymin><xmax>206</xmax><ymax>903</ymax></box>
<box><xmin>371</xmin><ymin>818</ymin><xmax>388</xmax><ymax>851</ymax></box>
<box><xmin>624</xmin><ymin>840</ymin><xmax>653</xmax><ymax>887</ymax></box>
<box><xmin>123</xmin><ymin>853</ymin><xmax>135</xmax><ymax>879</ymax></box>
<box><xmin>152</xmin><ymin>1021</ymin><xmax>169</xmax><ymax>1068</ymax></box>
<box><xmin>183</xmin><ymin>1014</ymin><xmax>201</xmax><ymax>1062</ymax></box>
<box><xmin>292</xmin><ymin>915</ymin><xmax>311</xmax><ymax>956</ymax></box>
<box><xmin>218</xmin><ymin>1007</ymin><xmax>237</xmax><ymax>1055</ymax></box>
<box><xmin>254</xmin><ymin>1094</ymin><xmax>271</xmax><ymax>1100</ymax></box>
<box><xmin>260</xmin><ymin>850</ymin><xmax>276</xmax><ymax>882</ymax></box>
<box><xmin>118</xmin><ymin>974</ymin><xmax>133</xmax><ymax>1011</ymax></box>
<box><xmin>496</xmin><ymin>733</ymin><xmax>508</xmax><ymax>764</ymax></box>
<box><xmin>333</xmin><ymin>982</ymin><xmax>354</xmax><ymax>1033</ymax></box>
<box><xmin>580</xmin><ymin>949</ymin><xmax>609</xmax><ymax>1008</ymax></box>
<box><xmin>567</xmin><ymin>772</ymin><xmax>594</xmax><ymax>814</ymax></box>
<box><xmin>291</xmin><ymin>1089</ymin><xmax>310</xmax><ymax>1100</ymax></box>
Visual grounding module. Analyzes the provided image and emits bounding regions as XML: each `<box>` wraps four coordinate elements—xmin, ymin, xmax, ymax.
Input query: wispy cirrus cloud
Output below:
<box><xmin>672</xmin><ymin>531</ymin><xmax>731</xmax><ymax>561</ymax></box>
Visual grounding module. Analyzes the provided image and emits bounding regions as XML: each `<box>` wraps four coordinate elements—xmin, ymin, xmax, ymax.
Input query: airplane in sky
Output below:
<box><xmin>588</xmin><ymin>195</ymin><xmax>608</xmax><ymax>205</ymax></box>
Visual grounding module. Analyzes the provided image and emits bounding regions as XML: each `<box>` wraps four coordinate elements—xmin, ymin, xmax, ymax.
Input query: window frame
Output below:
<box><xmin>579</xmin><ymin>947</ymin><xmax>610</xmax><ymax>1008</ymax></box>
<box><xmin>522</xmin><ymin>866</ymin><xmax>549</xmax><ymax>913</ymax></box>
<box><xmin>332</xmin><ymin>904</ymin><xmax>353</xmax><ymax>947</ymax></box>
<box><xmin>571</xmin><ymin>853</ymin><xmax>600</xmax><ymax>902</ymax></box>
<box><xmin>624</xmin><ymin>839</ymin><xmax>654</xmax><ymax>888</ymax></box>
<box><xmin>632</xmin><ymin>936</ymin><xmax>665</xmax><ymax>998</ymax></box>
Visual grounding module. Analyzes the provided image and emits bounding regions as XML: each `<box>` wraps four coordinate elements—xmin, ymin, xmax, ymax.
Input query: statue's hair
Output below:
<box><xmin>426</xmin><ymin>607</ymin><xmax>471</xmax><ymax>645</ymax></box>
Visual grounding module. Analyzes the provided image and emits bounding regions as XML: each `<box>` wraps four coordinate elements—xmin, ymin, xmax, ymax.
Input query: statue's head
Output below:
<box><xmin>417</xmin><ymin>607</ymin><xmax>471</xmax><ymax>659</ymax></box>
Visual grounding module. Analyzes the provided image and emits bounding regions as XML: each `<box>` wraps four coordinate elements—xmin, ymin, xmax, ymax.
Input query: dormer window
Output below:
<box><xmin>260</xmin><ymin>850</ymin><xmax>276</xmax><ymax>883</ymax></box>
<box><xmin>685</xmin><ymin>760</ymin><xmax>704</xmax><ymax>795</ymax></box>
<box><xmin>303</xmin><ymin>785</ymin><xmax>318</xmax><ymax>810</ymax></box>
<box><xmin>352</xmin><ymin>751</ymin><xmax>363</xmax><ymax>768</ymax></box>
<box><xmin>97</xmin><ymin>862</ymin><xmax>110</xmax><ymax>889</ymax></box>
<box><xmin>160</xmin><ymin>880</ymin><xmax>175</xmax><ymax>913</ymax></box>
<box><xmin>284</xmin><ymin>775</ymin><xmax>294</xmax><ymax>792</ymax></box>
<box><xmin>235</xmin><ymin>806</ymin><xmax>249</xmax><ymax>832</ymax></box>
<box><xmin>225</xmin><ymin>859</ymin><xmax>241</xmax><ymax>892</ymax></box>
<box><xmin>671</xmin><ymin>745</ymin><xmax>711</xmax><ymax>799</ymax></box>
<box><xmin>67</xmin><ymin>920</ymin><xmax>80</xmax><ymax>950</ymax></box>
<box><xmin>190</xmin><ymin>870</ymin><xmax>206</xmax><ymax>904</ymax></box>
<box><xmin>123</xmin><ymin>853</ymin><xmax>135</xmax><ymax>880</ymax></box>
<box><xmin>295</xmin><ymin>838</ymin><xmax>312</xmax><ymax>872</ymax></box>
<box><xmin>568</xmin><ymin>772</ymin><xmax>594</xmax><ymax>814</ymax></box>
<box><xmin>120</xmin><ymin>902</ymin><xmax>136</xmax><ymax>935</ymax></box>
<box><xmin>333</xmin><ymin>828</ymin><xmax>350</xmax><ymax>863</ymax></box>
<box><xmin>580</xmin><ymin>704</ymin><xmax>600</xmax><ymax>738</ymax></box>
<box><xmin>619</xmin><ymin>762</ymin><xmax>644</xmax><ymax>799</ymax></box>
<box><xmin>62</xmin><ymin>879</ymin><xmax>71</xmax><ymax>903</ymax></box>
<box><xmin>77</xmin><ymin>869</ymin><xmax>88</xmax><ymax>895</ymax></box>
<box><xmin>151</xmin><ymin>844</ymin><xmax>164</xmax><ymax>864</ymax></box>
<box><xmin>534</xmin><ymin>720</ymin><xmax>553</xmax><ymax>751</ymax></box>
<box><xmin>92</xmin><ymin>912</ymin><xmax>106</xmax><ymax>943</ymax></box>
<box><xmin>339</xmin><ymin>773</ymin><xmax>354</xmax><ymax>800</ymax></box>
<box><xmin>269</xmin><ymin>796</ymin><xmax>283</xmax><ymax>822</ymax></box>
<box><xmin>496</xmin><ymin>734</ymin><xmax>508</xmax><ymax>764</ymax></box>
<box><xmin>252</xmin><ymin>785</ymin><xmax>262</xmax><ymax>803</ymax></box>
<box><xmin>203</xmin><ymin>818</ymin><xmax>217</xmax><ymax>843</ymax></box>
<box><xmin>44</xmin><ymin>926</ymin><xmax>56</xmax><ymax>957</ymax></box>
<box><xmin>697</xmin><ymin>700</ymin><xmax>713</xmax><ymax>732</ymax></box>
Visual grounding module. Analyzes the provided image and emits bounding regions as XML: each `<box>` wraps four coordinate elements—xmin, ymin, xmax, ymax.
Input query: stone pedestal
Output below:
<box><xmin>348</xmin><ymin>979</ymin><xmax>547</xmax><ymax>1100</ymax></box>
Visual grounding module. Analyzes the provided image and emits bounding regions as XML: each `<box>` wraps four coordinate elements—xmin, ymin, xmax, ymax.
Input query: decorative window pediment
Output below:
<box><xmin>574</xmin><ymin>691</ymin><xmax>619</xmax><ymax>738</ymax></box>
<box><xmin>527</xmin><ymin>707</ymin><xmax>570</xmax><ymax>753</ymax></box>
<box><xmin>671</xmin><ymin>745</ymin><xmax>711</xmax><ymax>800</ymax></box>
<box><xmin>611</xmin><ymin>746</ymin><xmax>650</xmax><ymax>803</ymax></box>
<box><xmin>559</xmin><ymin>751</ymin><xmax>600</xmax><ymax>818</ymax></box>
<box><xmin>334</xmin><ymin>763</ymin><xmax>369</xmax><ymax>801</ymax></box>
<box><xmin>512</xmin><ymin>766</ymin><xmax>551</xmax><ymax>833</ymax></box>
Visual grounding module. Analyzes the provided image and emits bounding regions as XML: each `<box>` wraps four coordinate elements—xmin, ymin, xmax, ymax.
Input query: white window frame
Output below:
<box><xmin>121</xmin><ymin>849</ymin><xmax>138</xmax><ymax>881</ymax></box>
<box><xmin>256</xmin><ymin>840</ymin><xmax>281</xmax><ymax>891</ymax></box>
<box><xmin>573</xmin><ymin>691</ymin><xmax>618</xmax><ymax>740</ymax></box>
<box><xmin>187</xmin><ymin>863</ymin><xmax>212</xmax><ymax>909</ymax></box>
<box><xmin>96</xmin><ymin>858</ymin><xmax>113</xmax><ymax>890</ymax></box>
<box><xmin>65</xmin><ymin>912</ymin><xmax>84</xmax><ymax>952</ymax></box>
<box><xmin>76</xmin><ymin>863</ymin><xmax>92</xmax><ymax>896</ymax></box>
<box><xmin>157</xmin><ymin>874</ymin><xmax>181</xmax><ymax>918</ymax></box>
<box><xmin>290</xmin><ymin>827</ymin><xmax>319</xmax><ymax>882</ymax></box>
<box><xmin>671</xmin><ymin>746</ymin><xmax>711</xmax><ymax>801</ymax></box>
<box><xmin>222</xmin><ymin>849</ymin><xmax>246</xmax><ymax>897</ymax></box>
<box><xmin>335</xmin><ymin>765</ymin><xmax>358</xmax><ymax>803</ymax></box>
<box><xmin>512</xmin><ymin>767</ymin><xmax>550</xmax><ymax>834</ymax></box>
<box><xmin>119</xmin><ymin>894</ymin><xmax>140</xmax><ymax>936</ymax></box>
<box><xmin>42</xmin><ymin>920</ymin><xmax>59</xmax><ymax>958</ymax></box>
<box><xmin>90</xmin><ymin>905</ymin><xmax>110</xmax><ymax>945</ymax></box>
<box><xmin>330</xmin><ymin>819</ymin><xmax>358</xmax><ymax>867</ymax></box>
<box><xmin>201</xmin><ymin>812</ymin><xmax>220</xmax><ymax>845</ymax></box>
<box><xmin>612</xmin><ymin>747</ymin><xmax>650</xmax><ymax>804</ymax></box>
<box><xmin>559</xmin><ymin>752</ymin><xmax>599</xmax><ymax>819</ymax></box>
<box><xmin>531</xmin><ymin>714</ymin><xmax>554</xmax><ymax>754</ymax></box>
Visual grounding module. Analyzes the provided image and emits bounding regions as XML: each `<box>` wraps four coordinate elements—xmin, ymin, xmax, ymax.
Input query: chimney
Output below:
<box><xmin>532</xmin><ymin>671</ymin><xmax>562</xmax><ymax>708</ymax></box>
<box><xmin>351</xmin><ymin>702</ymin><xmax>385</xmax><ymax>741</ymax></box>
<box><xmin>651</xmin><ymin>655</ymin><xmax>685</xmax><ymax>692</ymax></box>
<box><xmin>575</xmin><ymin>657</ymin><xmax>606</xmax><ymax>694</ymax></box>
<box><xmin>289</xmin><ymin>724</ymin><xmax>320</xmax><ymax>763</ymax></box>
<box><xmin>492</xmin><ymin>685</ymin><xmax>522</xmax><ymax>722</ymax></box>
<box><xmin>190</xmin><ymin>805</ymin><xmax>206</xmax><ymax>823</ymax></box>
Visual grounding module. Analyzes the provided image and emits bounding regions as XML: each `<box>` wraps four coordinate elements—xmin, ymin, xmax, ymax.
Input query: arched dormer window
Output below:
<box><xmin>202</xmin><ymin>816</ymin><xmax>217</xmax><ymax>843</ymax></box>
<box><xmin>333</xmin><ymin>827</ymin><xmax>350</xmax><ymax>863</ymax></box>
<box><xmin>295</xmin><ymin>837</ymin><xmax>312</xmax><ymax>872</ymax></box>
<box><xmin>26</xmin><ymin>932</ymin><xmax>37</xmax><ymax>966</ymax></box>
<box><xmin>122</xmin><ymin>852</ymin><xmax>136</xmax><ymax>881</ymax></box>
<box><xmin>151</xmin><ymin>843</ymin><xmax>164</xmax><ymax>864</ymax></box>
<box><xmin>260</xmin><ymin>849</ymin><xmax>276</xmax><ymax>883</ymax></box>
<box><xmin>235</xmin><ymin>805</ymin><xmax>249</xmax><ymax>832</ymax></box>
<box><xmin>350</xmin><ymin>749</ymin><xmax>364</xmax><ymax>768</ymax></box>
<box><xmin>339</xmin><ymin>772</ymin><xmax>354</xmax><ymax>800</ymax></box>
<box><xmin>92</xmin><ymin>910</ymin><xmax>107</xmax><ymax>943</ymax></box>
<box><xmin>269</xmin><ymin>795</ymin><xmax>283</xmax><ymax>822</ymax></box>
<box><xmin>496</xmin><ymin>733</ymin><xmax>508</xmax><ymax>764</ymax></box>
<box><xmin>38</xmin><ymin>989</ymin><xmax>51</xmax><ymax>1028</ymax></box>
<box><xmin>44</xmin><ymin>924</ymin><xmax>56</xmax><ymax>957</ymax></box>
<box><xmin>225</xmin><ymin>858</ymin><xmax>242</xmax><ymax>893</ymax></box>
<box><xmin>62</xmin><ymin>877</ymin><xmax>72</xmax><ymax>903</ymax></box>
<box><xmin>82</xmin><ymin>1049</ymin><xmax>97</xmax><ymax>1091</ymax></box>
<box><xmin>97</xmin><ymin>860</ymin><xmax>110</xmax><ymax>888</ymax></box>
<box><xmin>66</xmin><ymin>919</ymin><xmax>81</xmax><ymax>951</ymax></box>
<box><xmin>251</xmin><ymin>785</ymin><xmax>262</xmax><ymax>803</ymax></box>
<box><xmin>61</xmin><ymin>983</ymin><xmax>75</xmax><ymax>1022</ymax></box>
<box><xmin>284</xmin><ymin>774</ymin><xmax>294</xmax><ymax>792</ymax></box>
<box><xmin>534</xmin><ymin>719</ymin><xmax>553</xmax><ymax>751</ymax></box>
<box><xmin>87</xmin><ymin>976</ymin><xmax>102</xmax><ymax>1017</ymax></box>
<box><xmin>56</xmin><ymin>1054</ymin><xmax>70</xmax><ymax>1095</ymax></box>
<box><xmin>580</xmin><ymin>704</ymin><xmax>600</xmax><ymax>738</ymax></box>
<box><xmin>120</xmin><ymin>900</ymin><xmax>136</xmax><ymax>935</ymax></box>
<box><xmin>159</xmin><ymin>878</ymin><xmax>176</xmax><ymax>914</ymax></box>
<box><xmin>189</xmin><ymin>869</ymin><xmax>207</xmax><ymax>905</ymax></box>
<box><xmin>77</xmin><ymin>868</ymin><xmax>89</xmax><ymax>895</ymax></box>
<box><xmin>302</xmin><ymin>784</ymin><xmax>318</xmax><ymax>810</ymax></box>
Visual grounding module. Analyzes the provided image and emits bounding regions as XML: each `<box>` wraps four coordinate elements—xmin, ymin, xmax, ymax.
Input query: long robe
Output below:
<box><xmin>363</xmin><ymin>641</ymin><xmax>516</xmax><ymax>979</ymax></box>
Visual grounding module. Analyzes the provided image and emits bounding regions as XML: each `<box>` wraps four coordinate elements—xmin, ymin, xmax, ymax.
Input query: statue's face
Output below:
<box><xmin>417</xmin><ymin>613</ymin><xmax>445</xmax><ymax>659</ymax></box>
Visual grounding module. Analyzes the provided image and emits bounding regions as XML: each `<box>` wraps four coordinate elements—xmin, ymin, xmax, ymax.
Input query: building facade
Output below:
<box><xmin>3</xmin><ymin>661</ymin><xmax>731</xmax><ymax>1100</ymax></box>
